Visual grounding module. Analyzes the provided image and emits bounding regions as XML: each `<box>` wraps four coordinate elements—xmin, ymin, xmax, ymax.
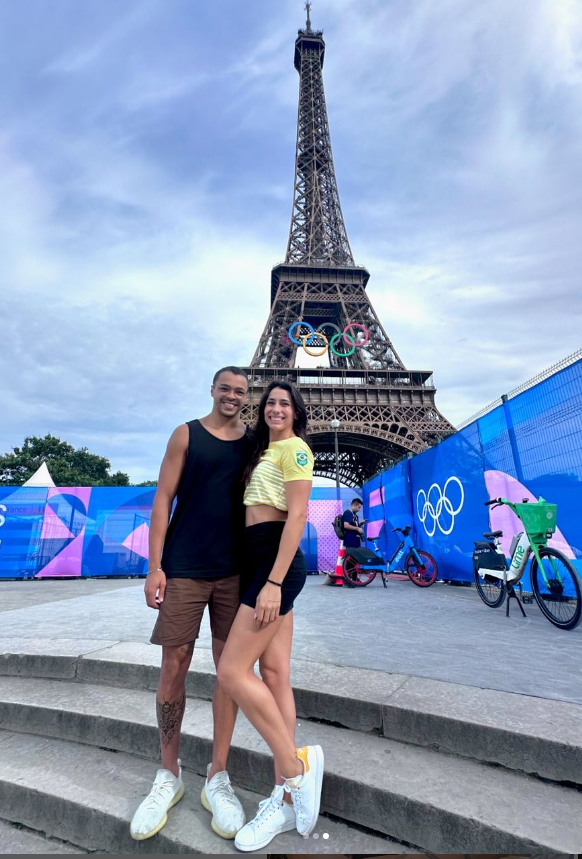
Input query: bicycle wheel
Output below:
<box><xmin>405</xmin><ymin>551</ymin><xmax>438</xmax><ymax>587</ymax></box>
<box><xmin>342</xmin><ymin>555</ymin><xmax>378</xmax><ymax>587</ymax></box>
<box><xmin>530</xmin><ymin>547</ymin><xmax>582</xmax><ymax>630</ymax></box>
<box><xmin>473</xmin><ymin>563</ymin><xmax>506</xmax><ymax>608</ymax></box>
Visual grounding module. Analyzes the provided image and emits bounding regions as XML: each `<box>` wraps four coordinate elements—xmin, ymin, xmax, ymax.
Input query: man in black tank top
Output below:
<box><xmin>130</xmin><ymin>367</ymin><xmax>253</xmax><ymax>842</ymax></box>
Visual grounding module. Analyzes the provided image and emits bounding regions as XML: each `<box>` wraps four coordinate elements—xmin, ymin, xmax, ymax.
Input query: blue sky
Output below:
<box><xmin>2</xmin><ymin>0</ymin><xmax>582</xmax><ymax>482</ymax></box>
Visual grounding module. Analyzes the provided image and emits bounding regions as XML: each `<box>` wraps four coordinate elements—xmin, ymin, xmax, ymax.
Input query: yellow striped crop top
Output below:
<box><xmin>243</xmin><ymin>437</ymin><xmax>314</xmax><ymax>511</ymax></box>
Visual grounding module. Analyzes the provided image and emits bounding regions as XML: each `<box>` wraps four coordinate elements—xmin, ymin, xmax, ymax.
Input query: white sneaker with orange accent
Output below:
<box><xmin>283</xmin><ymin>744</ymin><xmax>324</xmax><ymax>836</ymax></box>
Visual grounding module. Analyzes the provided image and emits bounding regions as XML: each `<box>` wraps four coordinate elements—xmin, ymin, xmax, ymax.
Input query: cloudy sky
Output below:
<box><xmin>2</xmin><ymin>0</ymin><xmax>581</xmax><ymax>482</ymax></box>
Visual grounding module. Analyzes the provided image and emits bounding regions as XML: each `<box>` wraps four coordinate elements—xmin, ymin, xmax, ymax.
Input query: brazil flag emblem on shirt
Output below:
<box><xmin>296</xmin><ymin>449</ymin><xmax>309</xmax><ymax>467</ymax></box>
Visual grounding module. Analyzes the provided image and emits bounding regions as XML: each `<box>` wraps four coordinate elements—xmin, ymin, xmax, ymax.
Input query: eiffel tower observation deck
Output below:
<box><xmin>243</xmin><ymin>4</ymin><xmax>455</xmax><ymax>486</ymax></box>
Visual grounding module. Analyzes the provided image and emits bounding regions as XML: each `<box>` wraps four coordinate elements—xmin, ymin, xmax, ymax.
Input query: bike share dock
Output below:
<box><xmin>0</xmin><ymin>576</ymin><xmax>580</xmax><ymax>853</ymax></box>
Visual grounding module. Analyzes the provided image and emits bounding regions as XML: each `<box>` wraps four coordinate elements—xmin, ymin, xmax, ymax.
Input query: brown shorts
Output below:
<box><xmin>150</xmin><ymin>575</ymin><xmax>240</xmax><ymax>646</ymax></box>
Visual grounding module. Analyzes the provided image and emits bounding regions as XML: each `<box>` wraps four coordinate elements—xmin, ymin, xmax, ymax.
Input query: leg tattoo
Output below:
<box><xmin>157</xmin><ymin>695</ymin><xmax>186</xmax><ymax>748</ymax></box>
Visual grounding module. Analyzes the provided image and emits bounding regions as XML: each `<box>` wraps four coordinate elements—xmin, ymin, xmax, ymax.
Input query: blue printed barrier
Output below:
<box><xmin>0</xmin><ymin>485</ymin><xmax>356</xmax><ymax>579</ymax></box>
<box><xmin>2</xmin><ymin>359</ymin><xmax>580</xmax><ymax>580</ymax></box>
<box><xmin>362</xmin><ymin>357</ymin><xmax>582</xmax><ymax>582</ymax></box>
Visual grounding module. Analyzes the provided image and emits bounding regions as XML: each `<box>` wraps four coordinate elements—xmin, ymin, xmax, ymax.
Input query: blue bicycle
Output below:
<box><xmin>343</xmin><ymin>525</ymin><xmax>438</xmax><ymax>588</ymax></box>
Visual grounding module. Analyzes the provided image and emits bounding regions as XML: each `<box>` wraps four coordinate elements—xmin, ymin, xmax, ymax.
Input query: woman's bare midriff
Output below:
<box><xmin>245</xmin><ymin>504</ymin><xmax>288</xmax><ymax>526</ymax></box>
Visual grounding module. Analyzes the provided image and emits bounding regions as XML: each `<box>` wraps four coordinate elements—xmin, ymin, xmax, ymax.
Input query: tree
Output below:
<box><xmin>0</xmin><ymin>434</ymin><xmax>130</xmax><ymax>487</ymax></box>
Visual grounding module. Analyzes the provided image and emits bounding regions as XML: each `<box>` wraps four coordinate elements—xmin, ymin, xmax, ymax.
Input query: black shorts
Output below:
<box><xmin>240</xmin><ymin>521</ymin><xmax>307</xmax><ymax>615</ymax></box>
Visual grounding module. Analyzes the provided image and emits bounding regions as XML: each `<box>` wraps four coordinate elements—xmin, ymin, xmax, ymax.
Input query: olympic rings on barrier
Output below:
<box><xmin>416</xmin><ymin>476</ymin><xmax>465</xmax><ymax>537</ymax></box>
<box><xmin>288</xmin><ymin>321</ymin><xmax>369</xmax><ymax>356</ymax></box>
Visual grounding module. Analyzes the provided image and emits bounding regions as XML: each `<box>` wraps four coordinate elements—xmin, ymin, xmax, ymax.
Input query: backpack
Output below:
<box><xmin>332</xmin><ymin>513</ymin><xmax>345</xmax><ymax>539</ymax></box>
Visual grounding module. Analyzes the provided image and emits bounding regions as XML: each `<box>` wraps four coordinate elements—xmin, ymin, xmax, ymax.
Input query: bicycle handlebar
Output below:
<box><xmin>485</xmin><ymin>498</ymin><xmax>502</xmax><ymax>507</ymax></box>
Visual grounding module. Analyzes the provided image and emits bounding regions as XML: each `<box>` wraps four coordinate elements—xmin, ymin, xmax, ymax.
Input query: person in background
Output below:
<box><xmin>342</xmin><ymin>497</ymin><xmax>364</xmax><ymax>549</ymax></box>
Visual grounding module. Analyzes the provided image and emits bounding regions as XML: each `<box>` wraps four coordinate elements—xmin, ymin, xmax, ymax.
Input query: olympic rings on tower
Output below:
<box><xmin>302</xmin><ymin>331</ymin><xmax>328</xmax><ymax>357</ymax></box>
<box><xmin>288</xmin><ymin>321</ymin><xmax>369</xmax><ymax>357</ymax></box>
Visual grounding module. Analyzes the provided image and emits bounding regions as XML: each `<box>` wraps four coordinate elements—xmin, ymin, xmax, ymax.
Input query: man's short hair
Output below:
<box><xmin>351</xmin><ymin>497</ymin><xmax>363</xmax><ymax>506</ymax></box>
<box><xmin>212</xmin><ymin>366</ymin><xmax>249</xmax><ymax>387</ymax></box>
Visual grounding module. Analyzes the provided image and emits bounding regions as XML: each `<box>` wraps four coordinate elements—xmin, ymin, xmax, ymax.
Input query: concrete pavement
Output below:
<box><xmin>0</xmin><ymin>575</ymin><xmax>580</xmax><ymax>704</ymax></box>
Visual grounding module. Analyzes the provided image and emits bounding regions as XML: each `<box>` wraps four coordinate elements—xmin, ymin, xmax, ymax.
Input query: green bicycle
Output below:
<box><xmin>473</xmin><ymin>496</ymin><xmax>582</xmax><ymax>631</ymax></box>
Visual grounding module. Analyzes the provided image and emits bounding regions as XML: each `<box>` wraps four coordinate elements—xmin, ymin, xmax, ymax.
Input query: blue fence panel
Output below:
<box><xmin>362</xmin><ymin>356</ymin><xmax>582</xmax><ymax>581</ymax></box>
<box><xmin>300</xmin><ymin>522</ymin><xmax>318</xmax><ymax>572</ymax></box>
<box><xmin>0</xmin><ymin>487</ymin><xmax>47</xmax><ymax>579</ymax></box>
<box><xmin>505</xmin><ymin>363</ymin><xmax>582</xmax><ymax>558</ymax></box>
<box><xmin>0</xmin><ymin>485</ymin><xmax>359</xmax><ymax>578</ymax></box>
<box><xmin>83</xmin><ymin>488</ymin><xmax>155</xmax><ymax>577</ymax></box>
<box><xmin>363</xmin><ymin>460</ymin><xmax>413</xmax><ymax>562</ymax></box>
<box><xmin>409</xmin><ymin>432</ymin><xmax>488</xmax><ymax>582</ymax></box>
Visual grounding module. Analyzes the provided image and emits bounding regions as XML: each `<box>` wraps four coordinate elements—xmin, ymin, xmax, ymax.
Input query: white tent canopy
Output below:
<box><xmin>23</xmin><ymin>461</ymin><xmax>56</xmax><ymax>487</ymax></box>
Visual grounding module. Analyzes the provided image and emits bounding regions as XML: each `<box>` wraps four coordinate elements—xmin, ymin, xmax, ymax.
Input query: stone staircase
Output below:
<box><xmin>0</xmin><ymin>640</ymin><xmax>581</xmax><ymax>854</ymax></box>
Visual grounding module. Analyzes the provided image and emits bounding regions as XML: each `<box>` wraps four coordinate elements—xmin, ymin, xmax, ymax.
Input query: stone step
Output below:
<box><xmin>0</xmin><ymin>730</ymin><xmax>404</xmax><ymax>854</ymax></box>
<box><xmin>0</xmin><ymin>677</ymin><xmax>580</xmax><ymax>852</ymax></box>
<box><xmin>0</xmin><ymin>819</ymin><xmax>88</xmax><ymax>854</ymax></box>
<box><xmin>1</xmin><ymin>640</ymin><xmax>581</xmax><ymax>785</ymax></box>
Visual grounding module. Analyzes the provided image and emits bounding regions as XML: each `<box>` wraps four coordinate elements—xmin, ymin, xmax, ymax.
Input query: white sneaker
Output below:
<box><xmin>283</xmin><ymin>744</ymin><xmax>324</xmax><ymax>836</ymax></box>
<box><xmin>201</xmin><ymin>763</ymin><xmax>245</xmax><ymax>839</ymax></box>
<box><xmin>234</xmin><ymin>784</ymin><xmax>295</xmax><ymax>852</ymax></box>
<box><xmin>130</xmin><ymin>761</ymin><xmax>185</xmax><ymax>840</ymax></box>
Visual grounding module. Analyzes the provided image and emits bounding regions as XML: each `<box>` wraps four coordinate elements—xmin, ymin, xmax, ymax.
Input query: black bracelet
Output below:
<box><xmin>267</xmin><ymin>578</ymin><xmax>282</xmax><ymax>588</ymax></box>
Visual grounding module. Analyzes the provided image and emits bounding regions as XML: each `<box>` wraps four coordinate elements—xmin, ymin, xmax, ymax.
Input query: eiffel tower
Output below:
<box><xmin>243</xmin><ymin>4</ymin><xmax>454</xmax><ymax>486</ymax></box>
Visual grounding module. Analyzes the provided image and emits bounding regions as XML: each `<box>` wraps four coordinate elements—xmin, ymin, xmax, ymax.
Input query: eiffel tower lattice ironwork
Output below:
<box><xmin>243</xmin><ymin>5</ymin><xmax>455</xmax><ymax>487</ymax></box>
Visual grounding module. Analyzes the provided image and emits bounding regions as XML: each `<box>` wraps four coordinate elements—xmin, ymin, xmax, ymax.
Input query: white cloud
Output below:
<box><xmin>2</xmin><ymin>0</ymin><xmax>582</xmax><ymax>478</ymax></box>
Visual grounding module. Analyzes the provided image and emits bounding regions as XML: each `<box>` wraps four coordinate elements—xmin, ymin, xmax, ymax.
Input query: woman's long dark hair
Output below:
<box><xmin>244</xmin><ymin>380</ymin><xmax>310</xmax><ymax>485</ymax></box>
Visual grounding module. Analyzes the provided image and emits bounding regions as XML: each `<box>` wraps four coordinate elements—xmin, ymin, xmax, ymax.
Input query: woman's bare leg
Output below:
<box><xmin>259</xmin><ymin>611</ymin><xmax>295</xmax><ymax>800</ymax></box>
<box><xmin>217</xmin><ymin>605</ymin><xmax>302</xmax><ymax>781</ymax></box>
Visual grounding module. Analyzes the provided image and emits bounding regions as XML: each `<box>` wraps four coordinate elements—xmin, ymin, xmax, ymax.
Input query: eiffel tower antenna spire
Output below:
<box><xmin>287</xmin><ymin>9</ymin><xmax>353</xmax><ymax>267</ymax></box>
<box><xmin>243</xmin><ymin>11</ymin><xmax>455</xmax><ymax>485</ymax></box>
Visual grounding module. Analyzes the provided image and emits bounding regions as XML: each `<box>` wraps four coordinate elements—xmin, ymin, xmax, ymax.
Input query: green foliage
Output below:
<box><xmin>0</xmin><ymin>434</ymin><xmax>131</xmax><ymax>487</ymax></box>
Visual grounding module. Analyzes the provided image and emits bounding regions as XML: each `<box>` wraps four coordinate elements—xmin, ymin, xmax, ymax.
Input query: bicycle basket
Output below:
<box><xmin>514</xmin><ymin>501</ymin><xmax>557</xmax><ymax>537</ymax></box>
<box><xmin>332</xmin><ymin>514</ymin><xmax>345</xmax><ymax>539</ymax></box>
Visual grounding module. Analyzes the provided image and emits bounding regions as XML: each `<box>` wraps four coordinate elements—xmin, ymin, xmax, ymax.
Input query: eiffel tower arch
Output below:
<box><xmin>243</xmin><ymin>6</ymin><xmax>454</xmax><ymax>487</ymax></box>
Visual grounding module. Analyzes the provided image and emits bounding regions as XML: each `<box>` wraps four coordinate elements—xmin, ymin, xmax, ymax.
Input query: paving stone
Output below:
<box><xmin>1</xmin><ymin>576</ymin><xmax>581</xmax><ymax>703</ymax></box>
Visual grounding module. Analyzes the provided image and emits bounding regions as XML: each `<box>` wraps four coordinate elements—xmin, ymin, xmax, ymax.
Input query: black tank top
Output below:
<box><xmin>162</xmin><ymin>419</ymin><xmax>253</xmax><ymax>578</ymax></box>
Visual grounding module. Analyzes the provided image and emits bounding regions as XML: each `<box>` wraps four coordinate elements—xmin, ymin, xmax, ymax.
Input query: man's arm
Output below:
<box><xmin>144</xmin><ymin>424</ymin><xmax>189</xmax><ymax>609</ymax></box>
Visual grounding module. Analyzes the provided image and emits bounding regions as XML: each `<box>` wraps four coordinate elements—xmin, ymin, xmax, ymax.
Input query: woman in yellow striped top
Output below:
<box><xmin>217</xmin><ymin>381</ymin><xmax>324</xmax><ymax>851</ymax></box>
